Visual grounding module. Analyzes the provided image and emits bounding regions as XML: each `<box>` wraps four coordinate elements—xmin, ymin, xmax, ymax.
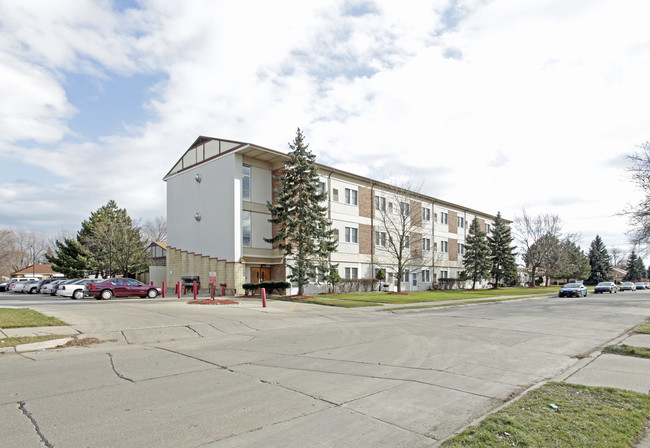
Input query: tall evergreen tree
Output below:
<box><xmin>586</xmin><ymin>235</ymin><xmax>611</xmax><ymax>284</ymax></box>
<box><xmin>46</xmin><ymin>238</ymin><xmax>88</xmax><ymax>278</ymax></box>
<box><xmin>463</xmin><ymin>217</ymin><xmax>491</xmax><ymax>289</ymax></box>
<box><xmin>265</xmin><ymin>128</ymin><xmax>337</xmax><ymax>295</ymax></box>
<box><xmin>623</xmin><ymin>251</ymin><xmax>646</xmax><ymax>281</ymax></box>
<box><xmin>487</xmin><ymin>212</ymin><xmax>518</xmax><ymax>287</ymax></box>
<box><xmin>555</xmin><ymin>239</ymin><xmax>591</xmax><ymax>282</ymax></box>
<box><xmin>80</xmin><ymin>200</ymin><xmax>149</xmax><ymax>277</ymax></box>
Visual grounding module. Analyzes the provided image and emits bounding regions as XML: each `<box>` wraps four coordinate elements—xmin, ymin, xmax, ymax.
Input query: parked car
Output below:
<box><xmin>86</xmin><ymin>278</ymin><xmax>162</xmax><ymax>300</ymax></box>
<box><xmin>56</xmin><ymin>279</ymin><xmax>94</xmax><ymax>300</ymax></box>
<box><xmin>559</xmin><ymin>283</ymin><xmax>588</xmax><ymax>298</ymax></box>
<box><xmin>635</xmin><ymin>282</ymin><xmax>646</xmax><ymax>290</ymax></box>
<box><xmin>11</xmin><ymin>278</ymin><xmax>37</xmax><ymax>293</ymax></box>
<box><xmin>41</xmin><ymin>279</ymin><xmax>67</xmax><ymax>295</ymax></box>
<box><xmin>21</xmin><ymin>279</ymin><xmax>42</xmax><ymax>294</ymax></box>
<box><xmin>594</xmin><ymin>282</ymin><xmax>618</xmax><ymax>294</ymax></box>
<box><xmin>620</xmin><ymin>282</ymin><xmax>636</xmax><ymax>291</ymax></box>
<box><xmin>0</xmin><ymin>281</ymin><xmax>8</xmax><ymax>292</ymax></box>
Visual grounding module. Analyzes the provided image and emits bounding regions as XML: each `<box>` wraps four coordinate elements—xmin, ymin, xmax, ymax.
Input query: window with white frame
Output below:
<box><xmin>422</xmin><ymin>270</ymin><xmax>431</xmax><ymax>283</ymax></box>
<box><xmin>458</xmin><ymin>216</ymin><xmax>465</xmax><ymax>228</ymax></box>
<box><xmin>485</xmin><ymin>223</ymin><xmax>491</xmax><ymax>233</ymax></box>
<box><xmin>402</xmin><ymin>269</ymin><xmax>409</xmax><ymax>283</ymax></box>
<box><xmin>242</xmin><ymin>164</ymin><xmax>251</xmax><ymax>201</ymax></box>
<box><xmin>375</xmin><ymin>195</ymin><xmax>386</xmax><ymax>212</ymax></box>
<box><xmin>344</xmin><ymin>188</ymin><xmax>358</xmax><ymax>205</ymax></box>
<box><xmin>457</xmin><ymin>243</ymin><xmax>466</xmax><ymax>255</ymax></box>
<box><xmin>440</xmin><ymin>270</ymin><xmax>449</xmax><ymax>279</ymax></box>
<box><xmin>345</xmin><ymin>267</ymin><xmax>358</xmax><ymax>279</ymax></box>
<box><xmin>423</xmin><ymin>238</ymin><xmax>431</xmax><ymax>251</ymax></box>
<box><xmin>423</xmin><ymin>207</ymin><xmax>431</xmax><ymax>221</ymax></box>
<box><xmin>344</xmin><ymin>227</ymin><xmax>358</xmax><ymax>243</ymax></box>
<box><xmin>412</xmin><ymin>272</ymin><xmax>418</xmax><ymax>287</ymax></box>
<box><xmin>400</xmin><ymin>202</ymin><xmax>410</xmax><ymax>216</ymax></box>
<box><xmin>440</xmin><ymin>212</ymin><xmax>448</xmax><ymax>224</ymax></box>
<box><xmin>319</xmin><ymin>181</ymin><xmax>327</xmax><ymax>195</ymax></box>
<box><xmin>440</xmin><ymin>240</ymin><xmax>448</xmax><ymax>253</ymax></box>
<box><xmin>375</xmin><ymin>231</ymin><xmax>387</xmax><ymax>246</ymax></box>
<box><xmin>242</xmin><ymin>211</ymin><xmax>252</xmax><ymax>247</ymax></box>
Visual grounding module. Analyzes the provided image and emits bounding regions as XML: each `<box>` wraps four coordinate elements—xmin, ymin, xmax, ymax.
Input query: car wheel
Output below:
<box><xmin>100</xmin><ymin>289</ymin><xmax>113</xmax><ymax>300</ymax></box>
<box><xmin>73</xmin><ymin>289</ymin><xmax>84</xmax><ymax>300</ymax></box>
<box><xmin>147</xmin><ymin>289</ymin><xmax>158</xmax><ymax>298</ymax></box>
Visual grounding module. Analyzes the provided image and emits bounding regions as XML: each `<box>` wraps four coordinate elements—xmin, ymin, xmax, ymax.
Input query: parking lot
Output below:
<box><xmin>2</xmin><ymin>289</ymin><xmax>650</xmax><ymax>447</ymax></box>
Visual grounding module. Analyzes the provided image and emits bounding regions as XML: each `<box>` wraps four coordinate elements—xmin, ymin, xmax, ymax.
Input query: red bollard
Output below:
<box><xmin>162</xmin><ymin>281</ymin><xmax>166</xmax><ymax>298</ymax></box>
<box><xmin>177</xmin><ymin>281</ymin><xmax>181</xmax><ymax>299</ymax></box>
<box><xmin>211</xmin><ymin>283</ymin><xmax>215</xmax><ymax>299</ymax></box>
<box><xmin>193</xmin><ymin>281</ymin><xmax>198</xmax><ymax>300</ymax></box>
<box><xmin>261</xmin><ymin>287</ymin><xmax>267</xmax><ymax>308</ymax></box>
<box><xmin>220</xmin><ymin>283</ymin><xmax>226</xmax><ymax>297</ymax></box>
<box><xmin>150</xmin><ymin>281</ymin><xmax>153</xmax><ymax>286</ymax></box>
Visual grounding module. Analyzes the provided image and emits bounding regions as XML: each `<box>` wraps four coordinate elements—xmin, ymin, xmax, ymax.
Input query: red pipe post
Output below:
<box><xmin>211</xmin><ymin>283</ymin><xmax>215</xmax><ymax>299</ymax></box>
<box><xmin>162</xmin><ymin>281</ymin><xmax>166</xmax><ymax>298</ymax></box>
<box><xmin>177</xmin><ymin>281</ymin><xmax>181</xmax><ymax>299</ymax></box>
<box><xmin>193</xmin><ymin>281</ymin><xmax>198</xmax><ymax>300</ymax></box>
<box><xmin>261</xmin><ymin>287</ymin><xmax>267</xmax><ymax>308</ymax></box>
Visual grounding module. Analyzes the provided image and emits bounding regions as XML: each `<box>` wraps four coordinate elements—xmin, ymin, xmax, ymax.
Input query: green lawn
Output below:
<box><xmin>633</xmin><ymin>320</ymin><xmax>650</xmax><ymax>335</ymax></box>
<box><xmin>442</xmin><ymin>382</ymin><xmax>650</xmax><ymax>447</ymax></box>
<box><xmin>0</xmin><ymin>308</ymin><xmax>68</xmax><ymax>328</ymax></box>
<box><xmin>280</xmin><ymin>287</ymin><xmax>559</xmax><ymax>307</ymax></box>
<box><xmin>603</xmin><ymin>344</ymin><xmax>650</xmax><ymax>359</ymax></box>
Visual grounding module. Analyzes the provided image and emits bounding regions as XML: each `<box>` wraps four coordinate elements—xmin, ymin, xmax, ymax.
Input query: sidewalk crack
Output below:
<box><xmin>107</xmin><ymin>353</ymin><xmax>134</xmax><ymax>382</ymax></box>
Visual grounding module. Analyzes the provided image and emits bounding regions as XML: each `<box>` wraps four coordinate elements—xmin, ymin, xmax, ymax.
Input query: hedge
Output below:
<box><xmin>242</xmin><ymin>281</ymin><xmax>291</xmax><ymax>295</ymax></box>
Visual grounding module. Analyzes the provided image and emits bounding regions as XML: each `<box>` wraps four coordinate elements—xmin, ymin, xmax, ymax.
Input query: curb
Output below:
<box><xmin>14</xmin><ymin>337</ymin><xmax>74</xmax><ymax>353</ymax></box>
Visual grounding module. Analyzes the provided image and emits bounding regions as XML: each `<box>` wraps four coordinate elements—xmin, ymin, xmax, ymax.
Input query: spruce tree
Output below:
<box><xmin>487</xmin><ymin>212</ymin><xmax>518</xmax><ymax>288</ymax></box>
<box><xmin>586</xmin><ymin>235</ymin><xmax>611</xmax><ymax>284</ymax></box>
<box><xmin>623</xmin><ymin>251</ymin><xmax>646</xmax><ymax>281</ymax></box>
<box><xmin>463</xmin><ymin>217</ymin><xmax>491</xmax><ymax>289</ymax></box>
<box><xmin>46</xmin><ymin>238</ymin><xmax>88</xmax><ymax>278</ymax></box>
<box><xmin>265</xmin><ymin>128</ymin><xmax>337</xmax><ymax>295</ymax></box>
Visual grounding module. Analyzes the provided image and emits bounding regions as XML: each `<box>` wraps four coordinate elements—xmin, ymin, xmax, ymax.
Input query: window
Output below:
<box><xmin>485</xmin><ymin>223</ymin><xmax>491</xmax><ymax>233</ymax></box>
<box><xmin>422</xmin><ymin>270</ymin><xmax>431</xmax><ymax>283</ymax></box>
<box><xmin>375</xmin><ymin>231</ymin><xmax>387</xmax><ymax>247</ymax></box>
<box><xmin>388</xmin><ymin>202</ymin><xmax>394</xmax><ymax>213</ymax></box>
<box><xmin>458</xmin><ymin>244</ymin><xmax>466</xmax><ymax>255</ymax></box>
<box><xmin>345</xmin><ymin>267</ymin><xmax>358</xmax><ymax>279</ymax></box>
<box><xmin>404</xmin><ymin>235</ymin><xmax>410</xmax><ymax>248</ymax></box>
<box><xmin>440</xmin><ymin>212</ymin><xmax>448</xmax><ymax>224</ymax></box>
<box><xmin>423</xmin><ymin>208</ymin><xmax>431</xmax><ymax>221</ymax></box>
<box><xmin>440</xmin><ymin>270</ymin><xmax>449</xmax><ymax>279</ymax></box>
<box><xmin>242</xmin><ymin>211</ymin><xmax>252</xmax><ymax>247</ymax></box>
<box><xmin>440</xmin><ymin>241</ymin><xmax>448</xmax><ymax>253</ymax></box>
<box><xmin>319</xmin><ymin>182</ymin><xmax>327</xmax><ymax>195</ymax></box>
<box><xmin>423</xmin><ymin>238</ymin><xmax>431</xmax><ymax>251</ymax></box>
<box><xmin>412</xmin><ymin>272</ymin><xmax>418</xmax><ymax>287</ymax></box>
<box><xmin>400</xmin><ymin>202</ymin><xmax>410</xmax><ymax>216</ymax></box>
<box><xmin>345</xmin><ymin>227</ymin><xmax>358</xmax><ymax>243</ymax></box>
<box><xmin>242</xmin><ymin>164</ymin><xmax>251</xmax><ymax>201</ymax></box>
<box><xmin>458</xmin><ymin>216</ymin><xmax>465</xmax><ymax>228</ymax></box>
<box><xmin>402</xmin><ymin>269</ymin><xmax>409</xmax><ymax>283</ymax></box>
<box><xmin>375</xmin><ymin>195</ymin><xmax>386</xmax><ymax>212</ymax></box>
<box><xmin>345</xmin><ymin>188</ymin><xmax>358</xmax><ymax>205</ymax></box>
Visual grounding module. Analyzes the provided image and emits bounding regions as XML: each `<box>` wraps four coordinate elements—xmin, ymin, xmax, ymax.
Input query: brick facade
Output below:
<box><xmin>359</xmin><ymin>223</ymin><xmax>372</xmax><ymax>255</ymax></box>
<box><xmin>359</xmin><ymin>186</ymin><xmax>372</xmax><ymax>219</ymax></box>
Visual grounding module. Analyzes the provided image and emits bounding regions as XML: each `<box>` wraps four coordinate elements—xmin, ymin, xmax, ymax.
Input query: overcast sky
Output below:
<box><xmin>1</xmin><ymin>0</ymin><xmax>648</xmax><ymax>261</ymax></box>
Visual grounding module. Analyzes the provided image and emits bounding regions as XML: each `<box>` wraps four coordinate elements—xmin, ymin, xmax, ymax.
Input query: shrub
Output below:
<box><xmin>242</xmin><ymin>281</ymin><xmax>291</xmax><ymax>296</ymax></box>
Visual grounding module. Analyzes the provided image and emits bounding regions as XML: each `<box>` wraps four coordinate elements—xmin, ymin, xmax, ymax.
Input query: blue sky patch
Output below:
<box><xmin>65</xmin><ymin>72</ymin><xmax>163</xmax><ymax>140</ymax></box>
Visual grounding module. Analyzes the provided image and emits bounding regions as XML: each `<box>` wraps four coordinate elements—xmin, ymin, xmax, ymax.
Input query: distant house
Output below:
<box><xmin>611</xmin><ymin>267</ymin><xmax>626</xmax><ymax>283</ymax></box>
<box><xmin>139</xmin><ymin>242</ymin><xmax>167</xmax><ymax>286</ymax></box>
<box><xmin>12</xmin><ymin>264</ymin><xmax>63</xmax><ymax>279</ymax></box>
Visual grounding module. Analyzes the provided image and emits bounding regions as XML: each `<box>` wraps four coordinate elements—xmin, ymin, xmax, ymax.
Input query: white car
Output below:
<box><xmin>11</xmin><ymin>278</ymin><xmax>37</xmax><ymax>293</ymax></box>
<box><xmin>41</xmin><ymin>279</ymin><xmax>68</xmax><ymax>295</ymax></box>
<box><xmin>56</xmin><ymin>279</ymin><xmax>93</xmax><ymax>299</ymax></box>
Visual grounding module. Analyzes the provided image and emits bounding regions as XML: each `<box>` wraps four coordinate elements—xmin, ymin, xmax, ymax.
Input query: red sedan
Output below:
<box><xmin>86</xmin><ymin>278</ymin><xmax>161</xmax><ymax>300</ymax></box>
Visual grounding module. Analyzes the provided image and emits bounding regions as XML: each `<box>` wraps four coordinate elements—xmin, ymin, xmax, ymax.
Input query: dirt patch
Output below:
<box><xmin>187</xmin><ymin>299</ymin><xmax>239</xmax><ymax>305</ymax></box>
<box><xmin>57</xmin><ymin>337</ymin><xmax>114</xmax><ymax>348</ymax></box>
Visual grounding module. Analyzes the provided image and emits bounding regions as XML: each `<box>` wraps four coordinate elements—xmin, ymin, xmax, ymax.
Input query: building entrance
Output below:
<box><xmin>251</xmin><ymin>267</ymin><xmax>271</xmax><ymax>283</ymax></box>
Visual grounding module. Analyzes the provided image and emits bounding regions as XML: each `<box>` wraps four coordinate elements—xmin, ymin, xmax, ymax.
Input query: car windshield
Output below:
<box><xmin>596</xmin><ymin>282</ymin><xmax>611</xmax><ymax>286</ymax></box>
<box><xmin>564</xmin><ymin>283</ymin><xmax>581</xmax><ymax>288</ymax></box>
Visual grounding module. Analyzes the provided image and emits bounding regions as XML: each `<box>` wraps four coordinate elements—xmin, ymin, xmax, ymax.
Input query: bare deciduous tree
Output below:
<box><xmin>514</xmin><ymin>211</ymin><xmax>563</xmax><ymax>287</ymax></box>
<box><xmin>142</xmin><ymin>216</ymin><xmax>167</xmax><ymax>244</ymax></box>
<box><xmin>624</xmin><ymin>141</ymin><xmax>650</xmax><ymax>250</ymax></box>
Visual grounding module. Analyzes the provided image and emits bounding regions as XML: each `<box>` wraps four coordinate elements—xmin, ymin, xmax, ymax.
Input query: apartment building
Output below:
<box><xmin>164</xmin><ymin>136</ymin><xmax>502</xmax><ymax>295</ymax></box>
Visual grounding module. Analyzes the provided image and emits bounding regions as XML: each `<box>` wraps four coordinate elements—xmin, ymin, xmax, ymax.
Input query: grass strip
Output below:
<box><xmin>633</xmin><ymin>320</ymin><xmax>650</xmax><ymax>334</ymax></box>
<box><xmin>442</xmin><ymin>382</ymin><xmax>650</xmax><ymax>448</ymax></box>
<box><xmin>603</xmin><ymin>344</ymin><xmax>650</xmax><ymax>359</ymax></box>
<box><xmin>0</xmin><ymin>308</ymin><xmax>67</xmax><ymax>328</ymax></box>
<box><xmin>276</xmin><ymin>296</ymin><xmax>380</xmax><ymax>307</ymax></box>
<box><xmin>0</xmin><ymin>334</ymin><xmax>77</xmax><ymax>348</ymax></box>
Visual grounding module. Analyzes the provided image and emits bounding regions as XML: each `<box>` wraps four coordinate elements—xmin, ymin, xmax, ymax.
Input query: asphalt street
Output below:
<box><xmin>1</xmin><ymin>289</ymin><xmax>650</xmax><ymax>447</ymax></box>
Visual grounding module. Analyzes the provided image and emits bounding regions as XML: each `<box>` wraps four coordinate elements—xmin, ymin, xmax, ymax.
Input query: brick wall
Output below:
<box><xmin>359</xmin><ymin>223</ymin><xmax>372</xmax><ymax>255</ymax></box>
<box><xmin>449</xmin><ymin>210</ymin><xmax>458</xmax><ymax>234</ymax></box>
<box><xmin>449</xmin><ymin>238</ymin><xmax>458</xmax><ymax>262</ymax></box>
<box><xmin>359</xmin><ymin>186</ymin><xmax>372</xmax><ymax>218</ymax></box>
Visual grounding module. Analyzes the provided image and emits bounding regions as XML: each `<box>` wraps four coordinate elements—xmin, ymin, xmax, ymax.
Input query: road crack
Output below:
<box><xmin>19</xmin><ymin>401</ymin><xmax>54</xmax><ymax>448</ymax></box>
<box><xmin>107</xmin><ymin>353</ymin><xmax>134</xmax><ymax>382</ymax></box>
